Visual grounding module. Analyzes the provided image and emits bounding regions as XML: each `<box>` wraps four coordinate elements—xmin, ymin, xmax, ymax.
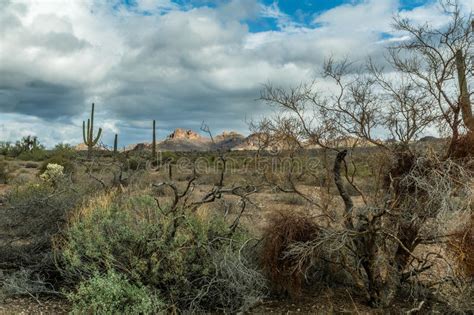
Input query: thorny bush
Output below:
<box><xmin>55</xmin><ymin>191</ymin><xmax>267</xmax><ymax>313</ymax></box>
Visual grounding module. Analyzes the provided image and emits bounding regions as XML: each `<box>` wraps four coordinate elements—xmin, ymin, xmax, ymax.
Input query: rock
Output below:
<box><xmin>159</xmin><ymin>128</ymin><xmax>211</xmax><ymax>151</ymax></box>
<box><xmin>213</xmin><ymin>131</ymin><xmax>245</xmax><ymax>150</ymax></box>
<box><xmin>74</xmin><ymin>143</ymin><xmax>89</xmax><ymax>151</ymax></box>
<box><xmin>167</xmin><ymin>128</ymin><xmax>205</xmax><ymax>141</ymax></box>
<box><xmin>132</xmin><ymin>143</ymin><xmax>150</xmax><ymax>151</ymax></box>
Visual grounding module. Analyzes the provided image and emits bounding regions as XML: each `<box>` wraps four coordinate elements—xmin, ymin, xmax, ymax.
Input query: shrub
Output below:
<box><xmin>17</xmin><ymin>148</ymin><xmax>48</xmax><ymax>161</ymax></box>
<box><xmin>0</xmin><ymin>269</ymin><xmax>54</xmax><ymax>300</ymax></box>
<box><xmin>57</xmin><ymin>192</ymin><xmax>266</xmax><ymax>312</ymax></box>
<box><xmin>450</xmin><ymin>131</ymin><xmax>474</xmax><ymax>160</ymax></box>
<box><xmin>40</xmin><ymin>155</ymin><xmax>75</xmax><ymax>175</ymax></box>
<box><xmin>0</xmin><ymin>160</ymin><xmax>13</xmax><ymax>184</ymax></box>
<box><xmin>0</xmin><ymin>178</ymin><xmax>92</xmax><ymax>286</ymax></box>
<box><xmin>449</xmin><ymin>214</ymin><xmax>474</xmax><ymax>278</ymax></box>
<box><xmin>51</xmin><ymin>143</ymin><xmax>76</xmax><ymax>159</ymax></box>
<box><xmin>67</xmin><ymin>271</ymin><xmax>163</xmax><ymax>314</ymax></box>
<box><xmin>40</xmin><ymin>163</ymin><xmax>64</xmax><ymax>185</ymax></box>
<box><xmin>0</xmin><ymin>142</ymin><xmax>13</xmax><ymax>156</ymax></box>
<box><xmin>260</xmin><ymin>211</ymin><xmax>321</xmax><ymax>297</ymax></box>
<box><xmin>0</xmin><ymin>138</ymin><xmax>45</xmax><ymax>159</ymax></box>
<box><xmin>124</xmin><ymin>156</ymin><xmax>147</xmax><ymax>171</ymax></box>
<box><xmin>24</xmin><ymin>162</ymin><xmax>39</xmax><ymax>169</ymax></box>
<box><xmin>159</xmin><ymin>151</ymin><xmax>178</xmax><ymax>164</ymax></box>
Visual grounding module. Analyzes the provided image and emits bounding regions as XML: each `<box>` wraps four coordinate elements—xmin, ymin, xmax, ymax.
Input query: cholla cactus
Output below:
<box><xmin>40</xmin><ymin>163</ymin><xmax>64</xmax><ymax>183</ymax></box>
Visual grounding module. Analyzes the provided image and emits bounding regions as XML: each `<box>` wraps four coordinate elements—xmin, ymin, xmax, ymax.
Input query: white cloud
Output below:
<box><xmin>135</xmin><ymin>0</ymin><xmax>178</xmax><ymax>11</ymax></box>
<box><xmin>0</xmin><ymin>0</ymin><xmax>471</xmax><ymax>147</ymax></box>
<box><xmin>313</xmin><ymin>0</ymin><xmax>398</xmax><ymax>33</ymax></box>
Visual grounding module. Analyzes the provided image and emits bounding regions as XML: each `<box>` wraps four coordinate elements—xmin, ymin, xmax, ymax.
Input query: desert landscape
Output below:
<box><xmin>1</xmin><ymin>0</ymin><xmax>473</xmax><ymax>314</ymax></box>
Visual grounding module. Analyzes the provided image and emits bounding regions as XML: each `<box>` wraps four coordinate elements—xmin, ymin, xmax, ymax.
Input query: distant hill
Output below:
<box><xmin>212</xmin><ymin>131</ymin><xmax>246</xmax><ymax>151</ymax></box>
<box><xmin>231</xmin><ymin>133</ymin><xmax>272</xmax><ymax>151</ymax></box>
<box><xmin>75</xmin><ymin>129</ymin><xmax>402</xmax><ymax>152</ymax></box>
<box><xmin>119</xmin><ymin>129</ymin><xmax>246</xmax><ymax>152</ymax></box>
<box><xmin>74</xmin><ymin>143</ymin><xmax>108</xmax><ymax>151</ymax></box>
<box><xmin>418</xmin><ymin>136</ymin><xmax>441</xmax><ymax>142</ymax></box>
<box><xmin>158</xmin><ymin>128</ymin><xmax>212</xmax><ymax>151</ymax></box>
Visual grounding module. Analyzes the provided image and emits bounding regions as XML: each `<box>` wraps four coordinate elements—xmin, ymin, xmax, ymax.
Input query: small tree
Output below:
<box><xmin>257</xmin><ymin>4</ymin><xmax>473</xmax><ymax>307</ymax></box>
<box><xmin>390</xmin><ymin>1</ymin><xmax>472</xmax><ymax>154</ymax></box>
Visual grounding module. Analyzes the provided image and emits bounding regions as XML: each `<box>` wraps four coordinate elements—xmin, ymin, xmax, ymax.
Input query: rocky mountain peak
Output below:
<box><xmin>215</xmin><ymin>131</ymin><xmax>244</xmax><ymax>141</ymax></box>
<box><xmin>167</xmin><ymin>128</ymin><xmax>203</xmax><ymax>141</ymax></box>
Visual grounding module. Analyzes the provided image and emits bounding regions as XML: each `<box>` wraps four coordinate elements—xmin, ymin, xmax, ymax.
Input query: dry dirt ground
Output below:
<box><xmin>0</xmin><ymin>297</ymin><xmax>69</xmax><ymax>315</ymax></box>
<box><xmin>0</xmin><ymin>290</ymin><xmax>444</xmax><ymax>314</ymax></box>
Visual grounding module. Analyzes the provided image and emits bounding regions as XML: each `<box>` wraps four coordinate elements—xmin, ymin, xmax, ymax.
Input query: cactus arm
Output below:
<box><xmin>90</xmin><ymin>103</ymin><xmax>95</xmax><ymax>143</ymax></box>
<box><xmin>87</xmin><ymin>119</ymin><xmax>91</xmax><ymax>143</ymax></box>
<box><xmin>83</xmin><ymin>121</ymin><xmax>87</xmax><ymax>144</ymax></box>
<box><xmin>92</xmin><ymin>127</ymin><xmax>102</xmax><ymax>145</ymax></box>
<box><xmin>114</xmin><ymin>134</ymin><xmax>118</xmax><ymax>153</ymax></box>
<box><xmin>152</xmin><ymin>120</ymin><xmax>157</xmax><ymax>158</ymax></box>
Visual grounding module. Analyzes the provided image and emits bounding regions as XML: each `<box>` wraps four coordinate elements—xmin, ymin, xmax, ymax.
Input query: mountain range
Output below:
<box><xmin>74</xmin><ymin>128</ymin><xmax>442</xmax><ymax>152</ymax></box>
<box><xmin>123</xmin><ymin>129</ymin><xmax>250</xmax><ymax>152</ymax></box>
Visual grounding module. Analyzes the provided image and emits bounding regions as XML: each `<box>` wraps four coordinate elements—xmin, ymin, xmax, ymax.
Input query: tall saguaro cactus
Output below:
<box><xmin>114</xmin><ymin>134</ymin><xmax>118</xmax><ymax>155</ymax></box>
<box><xmin>455</xmin><ymin>50</ymin><xmax>474</xmax><ymax>132</ymax></box>
<box><xmin>82</xmin><ymin>103</ymin><xmax>103</xmax><ymax>159</ymax></box>
<box><xmin>152</xmin><ymin>120</ymin><xmax>157</xmax><ymax>160</ymax></box>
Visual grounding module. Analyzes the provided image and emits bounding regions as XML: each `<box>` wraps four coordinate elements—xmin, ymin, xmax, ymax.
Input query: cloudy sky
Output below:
<box><xmin>0</xmin><ymin>0</ymin><xmax>472</xmax><ymax>147</ymax></box>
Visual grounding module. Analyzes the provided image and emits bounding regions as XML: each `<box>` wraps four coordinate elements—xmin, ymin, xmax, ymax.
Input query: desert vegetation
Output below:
<box><xmin>0</xmin><ymin>1</ymin><xmax>473</xmax><ymax>313</ymax></box>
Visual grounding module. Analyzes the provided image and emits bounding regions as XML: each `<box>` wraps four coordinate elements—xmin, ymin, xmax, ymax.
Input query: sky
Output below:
<box><xmin>0</xmin><ymin>0</ymin><xmax>472</xmax><ymax>147</ymax></box>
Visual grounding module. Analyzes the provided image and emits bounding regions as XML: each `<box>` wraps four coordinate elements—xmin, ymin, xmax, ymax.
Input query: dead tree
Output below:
<box><xmin>391</xmin><ymin>1</ymin><xmax>473</xmax><ymax>154</ymax></box>
<box><xmin>257</xmin><ymin>54</ymin><xmax>473</xmax><ymax>309</ymax></box>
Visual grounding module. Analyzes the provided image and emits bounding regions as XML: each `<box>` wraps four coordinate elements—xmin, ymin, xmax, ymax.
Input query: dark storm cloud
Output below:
<box><xmin>103</xmin><ymin>79</ymin><xmax>262</xmax><ymax>131</ymax></box>
<box><xmin>0</xmin><ymin>73</ymin><xmax>85</xmax><ymax>119</ymax></box>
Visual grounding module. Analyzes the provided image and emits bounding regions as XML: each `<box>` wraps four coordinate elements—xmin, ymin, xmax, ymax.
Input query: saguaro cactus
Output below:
<box><xmin>82</xmin><ymin>103</ymin><xmax>103</xmax><ymax>159</ymax></box>
<box><xmin>114</xmin><ymin>134</ymin><xmax>118</xmax><ymax>155</ymax></box>
<box><xmin>455</xmin><ymin>50</ymin><xmax>474</xmax><ymax>132</ymax></box>
<box><xmin>152</xmin><ymin>120</ymin><xmax>157</xmax><ymax>160</ymax></box>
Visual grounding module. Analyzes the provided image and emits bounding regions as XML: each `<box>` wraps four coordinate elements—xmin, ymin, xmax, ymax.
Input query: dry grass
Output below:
<box><xmin>451</xmin><ymin>131</ymin><xmax>474</xmax><ymax>160</ymax></box>
<box><xmin>449</xmin><ymin>213</ymin><xmax>474</xmax><ymax>278</ymax></box>
<box><xmin>260</xmin><ymin>210</ymin><xmax>320</xmax><ymax>298</ymax></box>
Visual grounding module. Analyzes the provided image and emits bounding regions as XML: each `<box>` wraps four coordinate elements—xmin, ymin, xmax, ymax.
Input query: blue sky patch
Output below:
<box><xmin>114</xmin><ymin>0</ymin><xmax>434</xmax><ymax>32</ymax></box>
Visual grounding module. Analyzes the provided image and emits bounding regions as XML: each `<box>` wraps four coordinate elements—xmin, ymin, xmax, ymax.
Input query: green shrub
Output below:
<box><xmin>52</xmin><ymin>143</ymin><xmax>76</xmax><ymax>159</ymax></box>
<box><xmin>123</xmin><ymin>156</ymin><xmax>147</xmax><ymax>171</ymax></box>
<box><xmin>0</xmin><ymin>142</ymin><xmax>12</xmax><ymax>156</ymax></box>
<box><xmin>0</xmin><ymin>141</ymin><xmax>22</xmax><ymax>157</ymax></box>
<box><xmin>68</xmin><ymin>271</ymin><xmax>163</xmax><ymax>315</ymax></box>
<box><xmin>58</xmin><ymin>192</ymin><xmax>266</xmax><ymax>312</ymax></box>
<box><xmin>0</xmin><ymin>160</ymin><xmax>13</xmax><ymax>184</ymax></box>
<box><xmin>159</xmin><ymin>151</ymin><xmax>178</xmax><ymax>163</ymax></box>
<box><xmin>40</xmin><ymin>155</ymin><xmax>75</xmax><ymax>174</ymax></box>
<box><xmin>0</xmin><ymin>178</ymin><xmax>93</xmax><ymax>286</ymax></box>
<box><xmin>17</xmin><ymin>147</ymin><xmax>48</xmax><ymax>161</ymax></box>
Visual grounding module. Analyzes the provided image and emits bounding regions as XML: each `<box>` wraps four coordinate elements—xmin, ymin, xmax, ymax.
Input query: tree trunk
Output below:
<box><xmin>333</xmin><ymin>149</ymin><xmax>398</xmax><ymax>307</ymax></box>
<box><xmin>333</xmin><ymin>149</ymin><xmax>354</xmax><ymax>229</ymax></box>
